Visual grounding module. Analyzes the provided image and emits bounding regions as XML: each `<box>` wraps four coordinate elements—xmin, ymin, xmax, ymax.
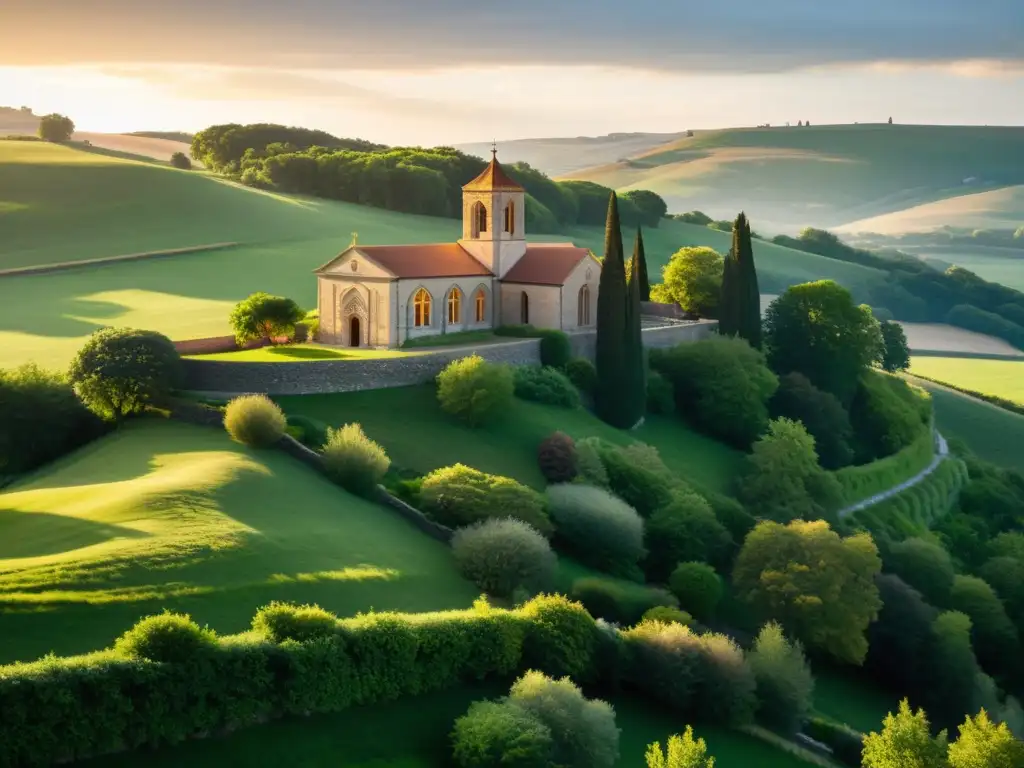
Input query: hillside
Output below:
<box><xmin>75</xmin><ymin>132</ymin><xmax>198</xmax><ymax>164</ymax></box>
<box><xmin>0</xmin><ymin>419</ymin><xmax>477</xmax><ymax>663</ymax></box>
<box><xmin>457</xmin><ymin>131</ymin><xmax>687</xmax><ymax>177</ymax></box>
<box><xmin>563</xmin><ymin>124</ymin><xmax>1024</xmax><ymax>233</ymax></box>
<box><xmin>837</xmin><ymin>184</ymin><xmax>1024</xmax><ymax>235</ymax></box>
<box><xmin>0</xmin><ymin>140</ymin><xmax>881</xmax><ymax>371</ymax></box>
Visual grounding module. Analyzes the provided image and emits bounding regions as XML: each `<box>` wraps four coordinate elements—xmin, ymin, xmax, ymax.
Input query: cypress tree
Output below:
<box><xmin>635</xmin><ymin>226</ymin><xmax>651</xmax><ymax>302</ymax></box>
<box><xmin>595</xmin><ymin>192</ymin><xmax>629</xmax><ymax>427</ymax></box>
<box><xmin>624</xmin><ymin>230</ymin><xmax>647</xmax><ymax>427</ymax></box>
<box><xmin>735</xmin><ymin>212</ymin><xmax>763</xmax><ymax>348</ymax></box>
<box><xmin>719</xmin><ymin>238</ymin><xmax>740</xmax><ymax>337</ymax></box>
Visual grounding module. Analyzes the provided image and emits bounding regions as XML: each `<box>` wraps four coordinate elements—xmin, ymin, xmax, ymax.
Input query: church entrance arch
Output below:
<box><xmin>349</xmin><ymin>317</ymin><xmax>361</xmax><ymax>347</ymax></box>
<box><xmin>340</xmin><ymin>289</ymin><xmax>368</xmax><ymax>348</ymax></box>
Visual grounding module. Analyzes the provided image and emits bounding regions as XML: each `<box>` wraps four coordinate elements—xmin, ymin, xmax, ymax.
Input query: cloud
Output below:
<box><xmin>2</xmin><ymin>0</ymin><xmax>1022</xmax><ymax>74</ymax></box>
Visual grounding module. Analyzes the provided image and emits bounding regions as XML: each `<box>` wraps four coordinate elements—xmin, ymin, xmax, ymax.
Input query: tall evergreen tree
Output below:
<box><xmin>595</xmin><ymin>193</ymin><xmax>630</xmax><ymax>427</ymax></box>
<box><xmin>634</xmin><ymin>226</ymin><xmax>651</xmax><ymax>302</ymax></box>
<box><xmin>624</xmin><ymin>230</ymin><xmax>647</xmax><ymax>427</ymax></box>
<box><xmin>719</xmin><ymin>244</ymin><xmax>740</xmax><ymax>336</ymax></box>
<box><xmin>736</xmin><ymin>213</ymin><xmax>763</xmax><ymax>349</ymax></box>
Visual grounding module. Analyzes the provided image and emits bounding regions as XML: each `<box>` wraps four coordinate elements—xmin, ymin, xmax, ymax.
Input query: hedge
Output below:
<box><xmin>0</xmin><ymin>595</ymin><xmax>597</xmax><ymax>767</ymax></box>
<box><xmin>834</xmin><ymin>431</ymin><xmax>935</xmax><ymax>506</ymax></box>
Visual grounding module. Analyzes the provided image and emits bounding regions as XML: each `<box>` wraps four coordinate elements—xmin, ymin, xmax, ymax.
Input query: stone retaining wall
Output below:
<box><xmin>182</xmin><ymin>320</ymin><xmax>718</xmax><ymax>396</ymax></box>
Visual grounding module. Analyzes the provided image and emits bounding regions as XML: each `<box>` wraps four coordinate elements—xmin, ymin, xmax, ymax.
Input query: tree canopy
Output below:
<box><xmin>651</xmin><ymin>246</ymin><xmax>724</xmax><ymax>318</ymax></box>
<box><xmin>38</xmin><ymin>113</ymin><xmax>75</xmax><ymax>142</ymax></box>
<box><xmin>229</xmin><ymin>292</ymin><xmax>305</xmax><ymax>345</ymax></box>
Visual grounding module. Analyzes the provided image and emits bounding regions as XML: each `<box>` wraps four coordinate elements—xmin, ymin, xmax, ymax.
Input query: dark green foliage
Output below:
<box><xmin>633</xmin><ymin>226</ymin><xmax>651</xmax><ymax>300</ymax></box>
<box><xmin>538</xmin><ymin>431</ymin><xmax>578</xmax><ymax>484</ymax></box>
<box><xmin>623</xmin><ymin>229</ymin><xmax>647</xmax><ymax>428</ymax></box>
<box><xmin>0</xmin><ymin>363</ymin><xmax>107</xmax><ymax>475</ymax></box>
<box><xmin>513</xmin><ymin>366</ymin><xmax>580</xmax><ymax>408</ymax></box>
<box><xmin>645</xmin><ymin>370</ymin><xmax>675</xmax><ymax>415</ymax></box>
<box><xmin>959</xmin><ymin>470</ymin><xmax>1024</xmax><ymax>535</ymax></box>
<box><xmin>804</xmin><ymin>718</ymin><xmax>864</xmax><ymax>767</ymax></box>
<box><xmin>764</xmin><ymin>280</ymin><xmax>883</xmax><ymax>405</ymax></box>
<box><xmin>452</xmin><ymin>699</ymin><xmax>554</xmax><ymax>767</ymax></box>
<box><xmin>705</xmin><ymin>493</ymin><xmax>756</xmax><ymax>545</ymax></box>
<box><xmin>437</xmin><ymin>356</ymin><xmax>515</xmax><ymax>427</ymax></box>
<box><xmin>979</xmin><ymin>556</ymin><xmax>1024</xmax><ymax>632</ymax></box>
<box><xmin>748</xmin><ymin>622</ymin><xmax>814</xmax><ymax>735</ymax></box>
<box><xmin>38</xmin><ymin>112</ymin><xmax>74</xmax><ymax>142</ymax></box>
<box><xmin>192</xmin><ymin>123</ymin><xmax>384</xmax><ymax>172</ymax></box>
<box><xmin>866</xmin><ymin>575</ymin><xmax>938</xmax><ymax>698</ymax></box>
<box><xmin>878</xmin><ymin>320</ymin><xmax>911</xmax><ymax>372</ymax></box>
<box><xmin>538</xmin><ymin>330</ymin><xmax>572</xmax><ymax>368</ymax></box>
<box><xmin>649</xmin><ymin>337</ymin><xmax>778</xmax><ymax>449</ymax></box>
<box><xmin>571</xmin><ymin>577</ymin><xmax>678</xmax><ymax>625</ymax></box>
<box><xmin>948</xmin><ymin>575</ymin><xmax>1020</xmax><ymax>683</ymax></box>
<box><xmin>850</xmin><ymin>371</ymin><xmax>931</xmax><ymax>461</ymax></box>
<box><xmin>769</xmin><ymin>372</ymin><xmax>854</xmax><ymax>469</ymax></box>
<box><xmin>644</xmin><ymin>494</ymin><xmax>733</xmax><ymax>581</ymax></box>
<box><xmin>546</xmin><ymin>484</ymin><xmax>646</xmax><ymax>577</ymax></box>
<box><xmin>285</xmin><ymin>413</ymin><xmax>329</xmax><ymax>449</ymax></box>
<box><xmin>947</xmin><ymin>304</ymin><xmax>1024</xmax><ymax>350</ymax></box>
<box><xmin>252</xmin><ymin>602</ymin><xmax>339</xmax><ymax>643</ymax></box>
<box><xmin>518</xmin><ymin>594</ymin><xmax>599</xmax><ymax>680</ymax></box>
<box><xmin>621</xmin><ymin>189</ymin><xmax>668</xmax><ymax>228</ymax></box>
<box><xmin>668</xmin><ymin>562</ymin><xmax>724</xmax><ymax>621</ymax></box>
<box><xmin>733</xmin><ymin>212</ymin><xmax>762</xmax><ymax>348</ymax></box>
<box><xmin>223</xmin><ymin>394</ymin><xmax>287</xmax><ymax>448</ymax></box>
<box><xmin>229</xmin><ymin>291</ymin><xmax>305</xmax><ymax>344</ymax></box>
<box><xmin>885</xmin><ymin>537</ymin><xmax>955</xmax><ymax>606</ymax></box>
<box><xmin>564</xmin><ymin>357</ymin><xmax>597</xmax><ymax>395</ymax></box>
<box><xmin>169</xmin><ymin>151</ymin><xmax>192</xmax><ymax>170</ymax></box>
<box><xmin>114</xmin><ymin>611</ymin><xmax>218</xmax><ymax>663</ymax></box>
<box><xmin>419</xmin><ymin>464</ymin><xmax>552</xmax><ymax>535</ymax></box>
<box><xmin>594</xmin><ymin>442</ymin><xmax>675</xmax><ymax>517</ymax></box>
<box><xmin>67</xmin><ymin>327</ymin><xmax>183</xmax><ymax>420</ymax></box>
<box><xmin>920</xmin><ymin>610</ymin><xmax>983</xmax><ymax>734</ymax></box>
<box><xmin>452</xmin><ymin>519</ymin><xmax>557</xmax><ymax>598</ymax></box>
<box><xmin>594</xmin><ymin>193</ymin><xmax>631</xmax><ymax>428</ymax></box>
<box><xmin>674</xmin><ymin>210</ymin><xmax>713</xmax><ymax>225</ymax></box>
<box><xmin>642</xmin><ymin>606</ymin><xmax>693</xmax><ymax>626</ymax></box>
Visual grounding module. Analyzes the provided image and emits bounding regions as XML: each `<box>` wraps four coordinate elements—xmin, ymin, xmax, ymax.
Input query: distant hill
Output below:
<box><xmin>73</xmin><ymin>132</ymin><xmax>199</xmax><ymax>164</ymax></box>
<box><xmin>0</xmin><ymin>106</ymin><xmax>39</xmax><ymax>135</ymax></box>
<box><xmin>563</xmin><ymin>124</ymin><xmax>1024</xmax><ymax>233</ymax></box>
<box><xmin>456</xmin><ymin>132</ymin><xmax>688</xmax><ymax>176</ymax></box>
<box><xmin>127</xmin><ymin>131</ymin><xmax>194</xmax><ymax>143</ymax></box>
<box><xmin>837</xmin><ymin>185</ymin><xmax>1024</xmax><ymax>235</ymax></box>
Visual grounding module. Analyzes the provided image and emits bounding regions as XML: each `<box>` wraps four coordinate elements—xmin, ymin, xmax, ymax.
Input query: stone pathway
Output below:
<box><xmin>838</xmin><ymin>431</ymin><xmax>950</xmax><ymax>518</ymax></box>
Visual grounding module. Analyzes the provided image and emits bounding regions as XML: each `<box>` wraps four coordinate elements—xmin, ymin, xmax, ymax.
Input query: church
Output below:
<box><xmin>314</xmin><ymin>150</ymin><xmax>602</xmax><ymax>348</ymax></box>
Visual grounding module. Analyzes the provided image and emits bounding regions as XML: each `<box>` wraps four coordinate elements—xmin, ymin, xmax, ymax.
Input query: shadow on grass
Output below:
<box><xmin>262</xmin><ymin>346</ymin><xmax>351</xmax><ymax>360</ymax></box>
<box><xmin>0</xmin><ymin>509</ymin><xmax>149</xmax><ymax>559</ymax></box>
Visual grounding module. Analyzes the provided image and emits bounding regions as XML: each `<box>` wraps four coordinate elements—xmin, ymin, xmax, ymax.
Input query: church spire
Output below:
<box><xmin>463</xmin><ymin>145</ymin><xmax>523</xmax><ymax>192</ymax></box>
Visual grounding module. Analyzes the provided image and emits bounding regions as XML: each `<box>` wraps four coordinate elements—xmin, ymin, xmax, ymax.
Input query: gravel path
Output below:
<box><xmin>838</xmin><ymin>431</ymin><xmax>949</xmax><ymax>518</ymax></box>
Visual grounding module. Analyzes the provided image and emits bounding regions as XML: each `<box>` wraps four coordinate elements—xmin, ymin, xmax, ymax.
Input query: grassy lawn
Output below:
<box><xmin>401</xmin><ymin>329</ymin><xmax>500</xmax><ymax>348</ymax></box>
<box><xmin>188</xmin><ymin>344</ymin><xmax>418</xmax><ymax>362</ymax></box>
<box><xmin>0</xmin><ymin>419</ymin><xmax>477</xmax><ymax>664</ymax></box>
<box><xmin>909</xmin><ymin>355</ymin><xmax>1024</xmax><ymax>405</ymax></box>
<box><xmin>276</xmin><ymin>384</ymin><xmax>744</xmax><ymax>494</ymax></box>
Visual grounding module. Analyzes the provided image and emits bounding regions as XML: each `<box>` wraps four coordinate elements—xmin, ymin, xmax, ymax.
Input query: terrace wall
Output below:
<box><xmin>181</xmin><ymin>319</ymin><xmax>718</xmax><ymax>396</ymax></box>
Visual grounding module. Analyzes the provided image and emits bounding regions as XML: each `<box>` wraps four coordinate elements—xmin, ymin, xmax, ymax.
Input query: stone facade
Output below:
<box><xmin>182</xmin><ymin>320</ymin><xmax>718</xmax><ymax>396</ymax></box>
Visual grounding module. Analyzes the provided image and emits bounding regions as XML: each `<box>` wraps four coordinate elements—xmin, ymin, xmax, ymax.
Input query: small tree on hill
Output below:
<box><xmin>888</xmin><ymin>116</ymin><xmax>894</xmax><ymax>125</ymax></box>
<box><xmin>622</xmin><ymin>189</ymin><xmax>668</xmax><ymax>228</ymax></box>
<box><xmin>229</xmin><ymin>292</ymin><xmax>305</xmax><ymax>345</ymax></box>
<box><xmin>595</xmin><ymin>193</ymin><xmax>630</xmax><ymax>427</ymax></box>
<box><xmin>170</xmin><ymin>152</ymin><xmax>192</xmax><ymax>170</ymax></box>
<box><xmin>38</xmin><ymin>113</ymin><xmax>75</xmax><ymax>142</ymax></box>
<box><xmin>650</xmin><ymin>246</ymin><xmax>724</xmax><ymax>317</ymax></box>
<box><xmin>878</xmin><ymin>320</ymin><xmax>910</xmax><ymax>372</ymax></box>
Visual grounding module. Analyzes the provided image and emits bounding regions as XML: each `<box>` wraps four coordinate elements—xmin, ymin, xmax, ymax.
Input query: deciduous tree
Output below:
<box><xmin>879</xmin><ymin>320</ymin><xmax>911</xmax><ymax>372</ymax></box>
<box><xmin>38</xmin><ymin>113</ymin><xmax>74</xmax><ymax>142</ymax></box>
<box><xmin>861</xmin><ymin>700</ymin><xmax>948</xmax><ymax>768</ymax></box>
<box><xmin>651</xmin><ymin>247</ymin><xmax>724</xmax><ymax>317</ymax></box>
<box><xmin>645</xmin><ymin>726</ymin><xmax>716</xmax><ymax>768</ymax></box>
<box><xmin>948</xmin><ymin>709</ymin><xmax>1024</xmax><ymax>767</ymax></box>
<box><xmin>229</xmin><ymin>292</ymin><xmax>305</xmax><ymax>345</ymax></box>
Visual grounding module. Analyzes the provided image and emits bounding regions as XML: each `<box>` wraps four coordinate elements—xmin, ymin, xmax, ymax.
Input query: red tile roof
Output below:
<box><xmin>353</xmin><ymin>244</ymin><xmax>492</xmax><ymax>279</ymax></box>
<box><xmin>463</xmin><ymin>154</ymin><xmax>524</xmax><ymax>192</ymax></box>
<box><xmin>502</xmin><ymin>245</ymin><xmax>594</xmax><ymax>286</ymax></box>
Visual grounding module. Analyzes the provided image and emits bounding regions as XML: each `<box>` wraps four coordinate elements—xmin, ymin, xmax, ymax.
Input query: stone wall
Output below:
<box><xmin>174</xmin><ymin>326</ymin><xmax>308</xmax><ymax>356</ymax></box>
<box><xmin>181</xmin><ymin>320</ymin><xmax>717</xmax><ymax>396</ymax></box>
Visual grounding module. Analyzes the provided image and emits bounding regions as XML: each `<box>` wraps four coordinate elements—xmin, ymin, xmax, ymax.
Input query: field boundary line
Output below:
<box><xmin>0</xmin><ymin>242</ymin><xmax>239</xmax><ymax>277</ymax></box>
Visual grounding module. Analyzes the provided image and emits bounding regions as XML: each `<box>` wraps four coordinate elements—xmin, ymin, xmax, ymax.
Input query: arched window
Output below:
<box><xmin>413</xmin><ymin>288</ymin><xmax>432</xmax><ymax>328</ymax></box>
<box><xmin>447</xmin><ymin>287</ymin><xmax>462</xmax><ymax>325</ymax></box>
<box><xmin>504</xmin><ymin>201</ymin><xmax>515</xmax><ymax>235</ymax></box>
<box><xmin>520</xmin><ymin>291</ymin><xmax>530</xmax><ymax>325</ymax></box>
<box><xmin>578</xmin><ymin>284</ymin><xmax>591</xmax><ymax>326</ymax></box>
<box><xmin>474</xmin><ymin>288</ymin><xmax>486</xmax><ymax>323</ymax></box>
<box><xmin>473</xmin><ymin>201</ymin><xmax>487</xmax><ymax>236</ymax></box>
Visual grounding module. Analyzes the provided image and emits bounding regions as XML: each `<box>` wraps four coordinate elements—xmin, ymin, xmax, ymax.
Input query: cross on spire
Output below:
<box><xmin>350</xmin><ymin>231</ymin><xmax>359</xmax><ymax>246</ymax></box>
<box><xmin>491</xmin><ymin>140</ymin><xmax>497</xmax><ymax>159</ymax></box>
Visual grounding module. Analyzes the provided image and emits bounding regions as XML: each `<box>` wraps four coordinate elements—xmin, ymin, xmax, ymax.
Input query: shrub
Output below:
<box><xmin>642</xmin><ymin>606</ymin><xmax>693</xmax><ymax>626</ymax></box>
<box><xmin>595</xmin><ymin>442</ymin><xmax>675</xmax><ymax>517</ymax></box>
<box><xmin>769</xmin><ymin>372</ymin><xmax>854</xmax><ymax>469</ymax></box>
<box><xmin>645</xmin><ymin>726</ymin><xmax>716</xmax><ymax>768</ymax></box>
<box><xmin>571</xmin><ymin>577</ymin><xmax>678</xmax><ymax>625</ymax></box>
<box><xmin>420</xmin><ymin>464</ymin><xmax>552</xmax><ymax>535</ymax></box>
<box><xmin>303</xmin><ymin>309</ymin><xmax>320</xmax><ymax>341</ymax></box>
<box><xmin>804</xmin><ymin>718</ymin><xmax>864</xmax><ymax>767</ymax></box>
<box><xmin>437</xmin><ymin>355</ymin><xmax>515</xmax><ymax>427</ymax></box>
<box><xmin>170</xmin><ymin>151</ymin><xmax>192</xmax><ymax>170</ymax></box>
<box><xmin>513</xmin><ymin>366</ymin><xmax>580</xmax><ymax>408</ymax></box>
<box><xmin>948</xmin><ymin>575</ymin><xmax>1020</xmax><ymax>681</ymax></box>
<box><xmin>508</xmin><ymin>670</ymin><xmax>620</xmax><ymax>768</ymax></box>
<box><xmin>668</xmin><ymin>563</ymin><xmax>724</xmax><ymax>622</ymax></box>
<box><xmin>538</xmin><ymin>431</ymin><xmax>577</xmax><ymax>484</ymax></box>
<box><xmin>229</xmin><ymin>291</ymin><xmax>305</xmax><ymax>344</ymax></box>
<box><xmin>565</xmin><ymin>357</ymin><xmax>598</xmax><ymax>395</ymax></box>
<box><xmin>452</xmin><ymin>699</ymin><xmax>554</xmax><ymax>767</ymax></box>
<box><xmin>223</xmin><ymin>394</ymin><xmax>287</xmax><ymax>448</ymax></box>
<box><xmin>546</xmin><ymin>484</ymin><xmax>646</xmax><ymax>576</ymax></box>
<box><xmin>885</xmin><ymin>537</ymin><xmax>955</xmax><ymax>606</ymax></box>
<box><xmin>0</xmin><ymin>363</ymin><xmax>107</xmax><ymax>475</ymax></box>
<box><xmin>252</xmin><ymin>602</ymin><xmax>338</xmax><ymax>642</ymax></box>
<box><xmin>850</xmin><ymin>371</ymin><xmax>931</xmax><ymax>461</ymax></box>
<box><xmin>748</xmin><ymin>622</ymin><xmax>814</xmax><ymax>735</ymax></box>
<box><xmin>452</xmin><ymin>519</ymin><xmax>557</xmax><ymax>599</ymax></box>
<box><xmin>575</xmin><ymin>437</ymin><xmax>610</xmax><ymax>488</ymax></box>
<box><xmin>67</xmin><ymin>327</ymin><xmax>183</xmax><ymax>420</ymax></box>
<box><xmin>649</xmin><ymin>337</ymin><xmax>778</xmax><ymax>449</ymax></box>
<box><xmin>320</xmin><ymin>422</ymin><xmax>391</xmax><ymax>497</ymax></box>
<box><xmin>518</xmin><ymin>594</ymin><xmax>598</xmax><ymax>680</ymax></box>
<box><xmin>646</xmin><ymin>370</ymin><xmax>675</xmax><ymax>415</ymax></box>
<box><xmin>645</xmin><ymin>493</ymin><xmax>732</xmax><ymax>580</ymax></box>
<box><xmin>538</xmin><ymin>330</ymin><xmax>572</xmax><ymax>368</ymax></box>
<box><xmin>114</xmin><ymin>611</ymin><xmax>217</xmax><ymax>663</ymax></box>
<box><xmin>705</xmin><ymin>493</ymin><xmax>756</xmax><ymax>545</ymax></box>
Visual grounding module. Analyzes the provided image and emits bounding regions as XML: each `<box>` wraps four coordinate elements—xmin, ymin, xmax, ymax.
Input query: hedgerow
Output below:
<box><xmin>419</xmin><ymin>464</ymin><xmax>552</xmax><ymax>535</ymax></box>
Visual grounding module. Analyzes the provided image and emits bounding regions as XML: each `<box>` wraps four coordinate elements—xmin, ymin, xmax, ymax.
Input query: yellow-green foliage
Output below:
<box><xmin>224</xmin><ymin>393</ymin><xmax>287</xmax><ymax>447</ymax></box>
<box><xmin>437</xmin><ymin>355</ymin><xmax>515</xmax><ymax>427</ymax></box>
<box><xmin>320</xmin><ymin>422</ymin><xmax>391</xmax><ymax>496</ymax></box>
<box><xmin>419</xmin><ymin>464</ymin><xmax>552</xmax><ymax>534</ymax></box>
<box><xmin>835</xmin><ymin>431</ymin><xmax>935</xmax><ymax>505</ymax></box>
<box><xmin>645</xmin><ymin>726</ymin><xmax>716</xmax><ymax>768</ymax></box>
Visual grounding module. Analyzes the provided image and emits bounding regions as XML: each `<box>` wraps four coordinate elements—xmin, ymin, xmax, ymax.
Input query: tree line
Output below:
<box><xmin>189</xmin><ymin>123</ymin><xmax>669</xmax><ymax>232</ymax></box>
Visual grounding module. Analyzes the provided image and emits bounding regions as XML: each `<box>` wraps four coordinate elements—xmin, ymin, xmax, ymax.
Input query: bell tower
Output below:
<box><xmin>458</xmin><ymin>146</ymin><xmax>527</xmax><ymax>278</ymax></box>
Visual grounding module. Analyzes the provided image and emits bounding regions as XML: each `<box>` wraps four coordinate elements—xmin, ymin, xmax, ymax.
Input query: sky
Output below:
<box><xmin>1</xmin><ymin>0</ymin><xmax>1022</xmax><ymax>145</ymax></box>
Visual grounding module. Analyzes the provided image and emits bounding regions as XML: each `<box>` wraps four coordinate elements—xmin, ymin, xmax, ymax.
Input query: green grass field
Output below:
<box><xmin>0</xmin><ymin>141</ymin><xmax>882</xmax><ymax>371</ymax></box>
<box><xmin>0</xmin><ymin>419</ymin><xmax>478</xmax><ymax>664</ymax></box>
<box><xmin>276</xmin><ymin>384</ymin><xmax>745</xmax><ymax>494</ymax></box>
<box><xmin>910</xmin><ymin>355</ymin><xmax>1024</xmax><ymax>406</ymax></box>
<box><xmin>564</xmin><ymin>124</ymin><xmax>1024</xmax><ymax>232</ymax></box>
<box><xmin>189</xmin><ymin>344</ymin><xmax>418</xmax><ymax>362</ymax></box>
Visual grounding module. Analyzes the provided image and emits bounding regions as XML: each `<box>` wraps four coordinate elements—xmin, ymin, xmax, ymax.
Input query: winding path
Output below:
<box><xmin>838</xmin><ymin>431</ymin><xmax>950</xmax><ymax>518</ymax></box>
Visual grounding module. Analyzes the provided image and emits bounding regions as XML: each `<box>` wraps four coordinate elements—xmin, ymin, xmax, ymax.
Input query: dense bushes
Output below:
<box><xmin>420</xmin><ymin>464</ymin><xmax>552</xmax><ymax>534</ymax></box>
<box><xmin>452</xmin><ymin>699</ymin><xmax>554</xmax><ymax>767</ymax></box>
<box><xmin>452</xmin><ymin>519</ymin><xmax>557</xmax><ymax>598</ymax></box>
<box><xmin>769</xmin><ymin>372</ymin><xmax>854</xmax><ymax>469</ymax></box>
<box><xmin>592</xmin><ymin>440</ymin><xmax>675</xmax><ymax>517</ymax></box>
<box><xmin>538</xmin><ymin>431</ymin><xmax>577</xmax><ymax>483</ymax></box>
<box><xmin>546</xmin><ymin>484</ymin><xmax>646</xmax><ymax>576</ymax></box>
<box><xmin>320</xmin><ymin>422</ymin><xmax>391</xmax><ymax>496</ymax></box>
<box><xmin>68</xmin><ymin>327</ymin><xmax>183</xmax><ymax>420</ymax></box>
<box><xmin>804</xmin><ymin>718</ymin><xmax>864</xmax><ymax>767</ymax></box>
<box><xmin>834</xmin><ymin>431</ymin><xmax>934</xmax><ymax>506</ymax></box>
<box><xmin>513</xmin><ymin>365</ymin><xmax>580</xmax><ymax>408</ymax></box>
<box><xmin>644</xmin><ymin>493</ymin><xmax>732</xmax><ymax>580</ymax></box>
<box><xmin>747</xmin><ymin>622</ymin><xmax>814</xmax><ymax>735</ymax></box>
<box><xmin>645</xmin><ymin>370</ymin><xmax>675</xmax><ymax>415</ymax></box>
<box><xmin>113</xmin><ymin>611</ymin><xmax>217</xmax><ymax>663</ymax></box>
<box><xmin>437</xmin><ymin>356</ymin><xmax>515</xmax><ymax>427</ymax></box>
<box><xmin>0</xmin><ymin>363</ymin><xmax>107</xmax><ymax>475</ymax></box>
<box><xmin>850</xmin><ymin>371</ymin><xmax>931</xmax><ymax>461</ymax></box>
<box><xmin>570</xmin><ymin>577</ymin><xmax>678</xmax><ymax>625</ymax></box>
<box><xmin>223</xmin><ymin>394</ymin><xmax>287</xmax><ymax>448</ymax></box>
<box><xmin>538</xmin><ymin>330</ymin><xmax>572</xmax><ymax>368</ymax></box>
<box><xmin>169</xmin><ymin>151</ymin><xmax>192</xmax><ymax>170</ymax></box>
<box><xmin>649</xmin><ymin>337</ymin><xmax>778</xmax><ymax>448</ymax></box>
<box><xmin>885</xmin><ymin>537</ymin><xmax>955</xmax><ymax>605</ymax></box>
<box><xmin>564</xmin><ymin>357</ymin><xmax>597</xmax><ymax>395</ymax></box>
<box><xmin>251</xmin><ymin>602</ymin><xmax>339</xmax><ymax>643</ymax></box>
<box><xmin>669</xmin><ymin>563</ymin><xmax>724</xmax><ymax>622</ymax></box>
<box><xmin>574</xmin><ymin>437</ymin><xmax>610</xmax><ymax>488</ymax></box>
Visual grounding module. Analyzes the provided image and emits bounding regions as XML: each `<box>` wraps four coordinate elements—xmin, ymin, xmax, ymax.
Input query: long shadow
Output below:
<box><xmin>0</xmin><ymin>509</ymin><xmax>147</xmax><ymax>559</ymax></box>
<box><xmin>71</xmin><ymin>142</ymin><xmax>167</xmax><ymax>166</ymax></box>
<box><xmin>910</xmin><ymin>349</ymin><xmax>1024</xmax><ymax>361</ymax></box>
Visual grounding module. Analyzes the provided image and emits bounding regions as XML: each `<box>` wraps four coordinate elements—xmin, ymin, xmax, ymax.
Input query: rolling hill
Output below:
<box><xmin>563</xmin><ymin>124</ymin><xmax>1024</xmax><ymax>233</ymax></box>
<box><xmin>837</xmin><ymin>184</ymin><xmax>1024</xmax><ymax>235</ymax></box>
<box><xmin>0</xmin><ymin>140</ymin><xmax>883</xmax><ymax>371</ymax></box>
